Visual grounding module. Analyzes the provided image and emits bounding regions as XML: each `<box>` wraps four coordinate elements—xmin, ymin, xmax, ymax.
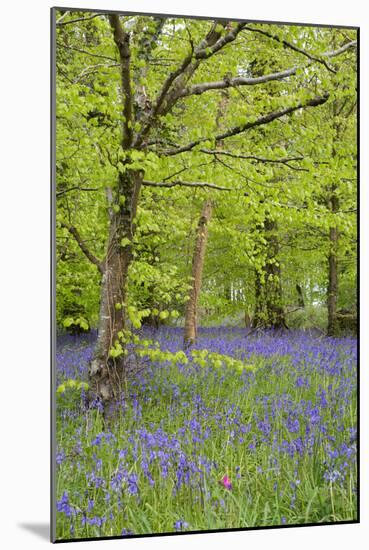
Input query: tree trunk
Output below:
<box><xmin>252</xmin><ymin>218</ymin><xmax>287</xmax><ymax>330</ymax></box>
<box><xmin>89</xmin><ymin>170</ymin><xmax>142</xmax><ymax>403</ymax></box>
<box><xmin>327</xmin><ymin>197</ymin><xmax>339</xmax><ymax>336</ymax></box>
<box><xmin>184</xmin><ymin>200</ymin><xmax>213</xmax><ymax>346</ymax></box>
<box><xmin>296</xmin><ymin>283</ymin><xmax>305</xmax><ymax>308</ymax></box>
<box><xmin>252</xmin><ymin>268</ymin><xmax>263</xmax><ymax>328</ymax></box>
<box><xmin>327</xmin><ymin>104</ymin><xmax>340</xmax><ymax>337</ymax></box>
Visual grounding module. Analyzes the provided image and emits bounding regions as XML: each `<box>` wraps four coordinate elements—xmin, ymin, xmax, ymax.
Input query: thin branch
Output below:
<box><xmin>55</xmin><ymin>11</ymin><xmax>70</xmax><ymax>25</ymax></box>
<box><xmin>60</xmin><ymin>223</ymin><xmax>104</xmax><ymax>273</ymax></box>
<box><xmin>56</xmin><ymin>64</ymin><xmax>75</xmax><ymax>85</ymax></box>
<box><xmin>199</xmin><ymin>148</ymin><xmax>305</xmax><ymax>166</ymax></box>
<box><xmin>56</xmin><ymin>13</ymin><xmax>104</xmax><ymax>26</ymax></box>
<box><xmin>281</xmin><ymin>162</ymin><xmax>309</xmax><ymax>172</ymax></box>
<box><xmin>142</xmin><ymin>180</ymin><xmax>232</xmax><ymax>191</ymax></box>
<box><xmin>56</xmin><ymin>186</ymin><xmax>100</xmax><ymax>197</ymax></box>
<box><xmin>285</xmin><ymin>306</ymin><xmax>304</xmax><ymax>315</ymax></box>
<box><xmin>243</xmin><ymin>26</ymin><xmax>336</xmax><ymax>73</ymax></box>
<box><xmin>109</xmin><ymin>14</ymin><xmax>134</xmax><ymax>148</ymax></box>
<box><xmin>178</xmin><ymin>66</ymin><xmax>298</xmax><ymax>98</ymax></box>
<box><xmin>162</xmin><ymin>161</ymin><xmax>213</xmax><ymax>182</ymax></box>
<box><xmin>324</xmin><ymin>40</ymin><xmax>357</xmax><ymax>58</ymax></box>
<box><xmin>210</xmin><ymin>149</ymin><xmax>308</xmax><ymax>172</ymax></box>
<box><xmin>73</xmin><ymin>63</ymin><xmax>119</xmax><ymax>83</ymax></box>
<box><xmin>164</xmin><ymin>93</ymin><xmax>329</xmax><ymax>156</ymax></box>
<box><xmin>212</xmin><ymin>155</ymin><xmax>254</xmax><ymax>190</ymax></box>
<box><xmin>56</xmin><ymin>42</ymin><xmax>117</xmax><ymax>62</ymax></box>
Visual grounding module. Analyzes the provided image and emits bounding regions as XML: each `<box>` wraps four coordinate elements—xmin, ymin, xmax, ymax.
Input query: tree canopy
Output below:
<box><xmin>55</xmin><ymin>11</ymin><xmax>357</xmax><ymax>342</ymax></box>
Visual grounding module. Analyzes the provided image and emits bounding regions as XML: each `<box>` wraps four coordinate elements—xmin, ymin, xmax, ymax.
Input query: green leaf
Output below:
<box><xmin>120</xmin><ymin>237</ymin><xmax>131</xmax><ymax>248</ymax></box>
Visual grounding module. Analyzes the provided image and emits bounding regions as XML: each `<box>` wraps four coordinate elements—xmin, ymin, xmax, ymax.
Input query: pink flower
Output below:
<box><xmin>220</xmin><ymin>475</ymin><xmax>232</xmax><ymax>490</ymax></box>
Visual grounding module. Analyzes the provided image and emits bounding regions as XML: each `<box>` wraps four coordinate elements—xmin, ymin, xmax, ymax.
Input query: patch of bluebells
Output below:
<box><xmin>56</xmin><ymin>449</ymin><xmax>66</xmax><ymax>465</ymax></box>
<box><xmin>121</xmin><ymin>528</ymin><xmax>134</xmax><ymax>536</ymax></box>
<box><xmin>57</xmin><ymin>492</ymin><xmax>75</xmax><ymax>518</ymax></box>
<box><xmin>174</xmin><ymin>519</ymin><xmax>189</xmax><ymax>531</ymax></box>
<box><xmin>56</xmin><ymin>327</ymin><xmax>357</xmax><ymax>538</ymax></box>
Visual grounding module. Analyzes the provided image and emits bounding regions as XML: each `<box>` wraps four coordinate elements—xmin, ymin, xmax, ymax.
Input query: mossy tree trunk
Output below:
<box><xmin>252</xmin><ymin>218</ymin><xmax>287</xmax><ymax>330</ymax></box>
<box><xmin>327</xmin><ymin>104</ymin><xmax>340</xmax><ymax>337</ymax></box>
<box><xmin>327</xmin><ymin>194</ymin><xmax>339</xmax><ymax>336</ymax></box>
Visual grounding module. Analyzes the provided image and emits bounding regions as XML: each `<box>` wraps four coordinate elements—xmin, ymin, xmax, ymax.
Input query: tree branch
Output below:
<box><xmin>160</xmin><ymin>22</ymin><xmax>247</xmax><ymax>115</ymax></box>
<box><xmin>56</xmin><ymin>42</ymin><xmax>117</xmax><ymax>62</ymax></box>
<box><xmin>142</xmin><ymin>180</ymin><xmax>232</xmax><ymax>191</ymax></box>
<box><xmin>134</xmin><ymin>22</ymin><xmax>246</xmax><ymax>147</ymax></box>
<box><xmin>324</xmin><ymin>40</ymin><xmax>357</xmax><ymax>58</ymax></box>
<box><xmin>109</xmin><ymin>14</ymin><xmax>134</xmax><ymax>148</ymax></box>
<box><xmin>162</xmin><ymin>161</ymin><xmax>214</xmax><ymax>182</ymax></box>
<box><xmin>56</xmin><ymin>186</ymin><xmax>100</xmax><ymax>197</ymax></box>
<box><xmin>60</xmin><ymin>223</ymin><xmax>104</xmax><ymax>273</ymax></box>
<box><xmin>55</xmin><ymin>11</ymin><xmax>70</xmax><ymax>25</ymax></box>
<box><xmin>56</xmin><ymin>13</ymin><xmax>104</xmax><ymax>26</ymax></box>
<box><xmin>243</xmin><ymin>26</ymin><xmax>336</xmax><ymax>73</ymax></box>
<box><xmin>73</xmin><ymin>63</ymin><xmax>119</xmax><ymax>84</ymax></box>
<box><xmin>194</xmin><ymin>22</ymin><xmax>247</xmax><ymax>59</ymax></box>
<box><xmin>199</xmin><ymin>148</ymin><xmax>306</xmax><ymax>170</ymax></box>
<box><xmin>133</xmin><ymin>22</ymin><xmax>222</xmax><ymax>147</ymax></box>
<box><xmin>164</xmin><ymin>93</ymin><xmax>330</xmax><ymax>156</ymax></box>
<box><xmin>178</xmin><ymin>66</ymin><xmax>298</xmax><ymax>98</ymax></box>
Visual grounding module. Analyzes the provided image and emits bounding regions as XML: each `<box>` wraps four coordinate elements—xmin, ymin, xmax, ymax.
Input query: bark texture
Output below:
<box><xmin>89</xmin><ymin>170</ymin><xmax>142</xmax><ymax>403</ymax></box>
<box><xmin>252</xmin><ymin>218</ymin><xmax>287</xmax><ymax>330</ymax></box>
<box><xmin>327</xmin><ymin>194</ymin><xmax>339</xmax><ymax>336</ymax></box>
<box><xmin>296</xmin><ymin>283</ymin><xmax>305</xmax><ymax>308</ymax></box>
<box><xmin>184</xmin><ymin>200</ymin><xmax>213</xmax><ymax>346</ymax></box>
<box><xmin>327</xmin><ymin>104</ymin><xmax>340</xmax><ymax>337</ymax></box>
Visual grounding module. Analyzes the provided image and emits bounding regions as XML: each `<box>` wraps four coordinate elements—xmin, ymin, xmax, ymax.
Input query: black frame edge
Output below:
<box><xmin>51</xmin><ymin>5</ymin><xmax>57</xmax><ymax>544</ymax></box>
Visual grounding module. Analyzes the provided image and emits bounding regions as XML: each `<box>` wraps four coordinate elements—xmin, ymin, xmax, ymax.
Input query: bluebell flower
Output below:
<box><xmin>174</xmin><ymin>519</ymin><xmax>189</xmax><ymax>531</ymax></box>
<box><xmin>127</xmin><ymin>473</ymin><xmax>139</xmax><ymax>495</ymax></box>
<box><xmin>56</xmin><ymin>492</ymin><xmax>74</xmax><ymax>517</ymax></box>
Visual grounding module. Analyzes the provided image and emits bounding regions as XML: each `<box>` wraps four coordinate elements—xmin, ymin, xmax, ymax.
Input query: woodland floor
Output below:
<box><xmin>55</xmin><ymin>327</ymin><xmax>357</xmax><ymax>540</ymax></box>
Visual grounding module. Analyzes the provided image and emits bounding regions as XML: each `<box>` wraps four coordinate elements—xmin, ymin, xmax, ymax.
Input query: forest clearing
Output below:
<box><xmin>53</xmin><ymin>9</ymin><xmax>357</xmax><ymax>541</ymax></box>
